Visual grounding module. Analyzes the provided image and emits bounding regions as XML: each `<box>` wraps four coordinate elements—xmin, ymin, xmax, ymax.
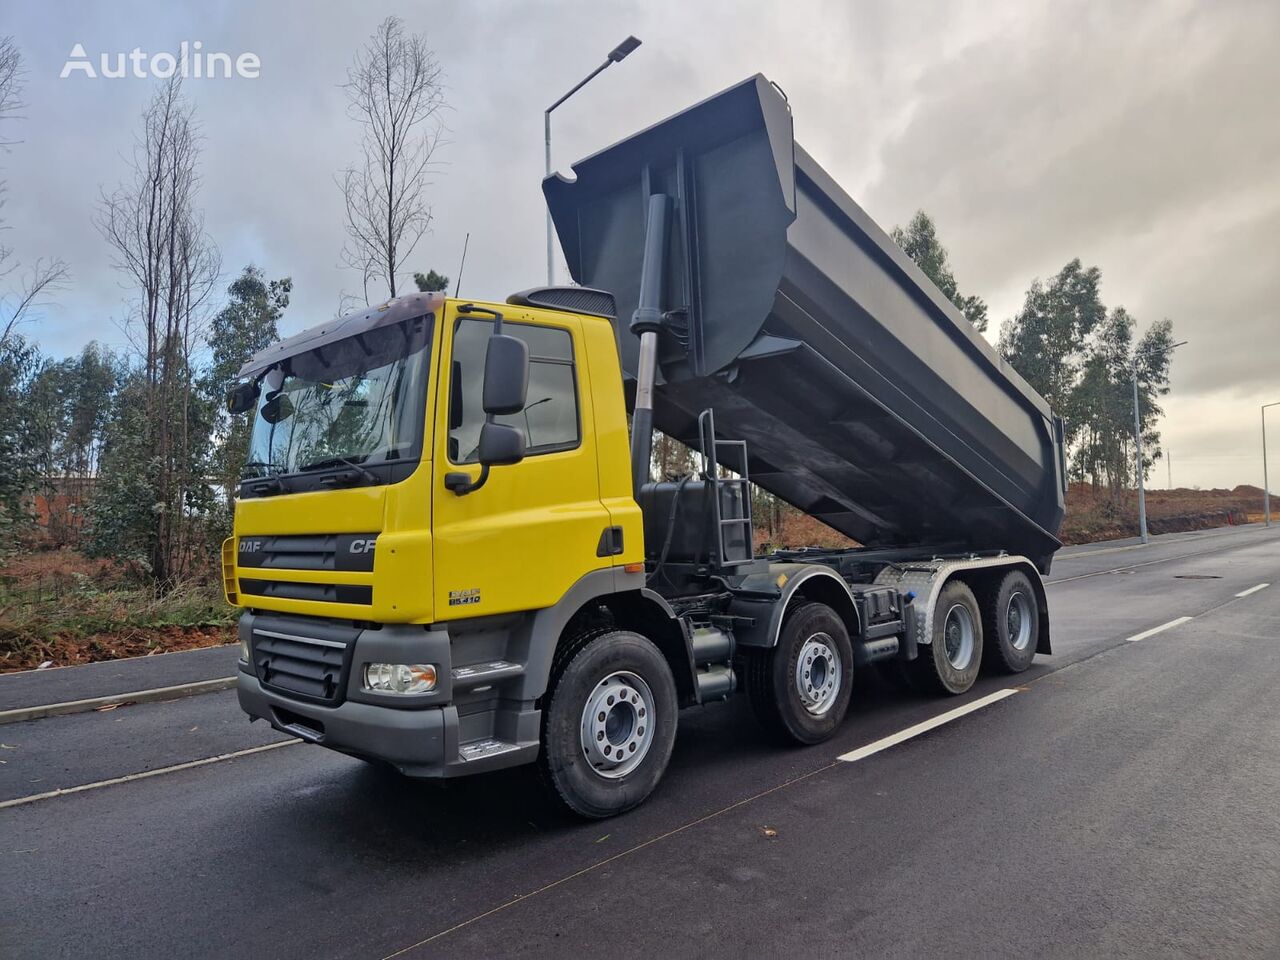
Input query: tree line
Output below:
<box><xmin>890</xmin><ymin>211</ymin><xmax>1176</xmax><ymax>493</ymax></box>
<box><xmin>0</xmin><ymin>19</ymin><xmax>446</xmax><ymax>587</ymax></box>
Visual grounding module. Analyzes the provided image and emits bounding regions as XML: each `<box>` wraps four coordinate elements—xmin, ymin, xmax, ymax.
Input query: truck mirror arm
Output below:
<box><xmin>445</xmin><ymin>465</ymin><xmax>490</xmax><ymax>496</ymax></box>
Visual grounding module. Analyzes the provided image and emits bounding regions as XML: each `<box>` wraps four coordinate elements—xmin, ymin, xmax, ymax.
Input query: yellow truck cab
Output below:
<box><xmin>230</xmin><ymin>290</ymin><xmax>692</xmax><ymax>813</ymax></box>
<box><xmin>228</xmin><ymin>77</ymin><xmax>1060</xmax><ymax>818</ymax></box>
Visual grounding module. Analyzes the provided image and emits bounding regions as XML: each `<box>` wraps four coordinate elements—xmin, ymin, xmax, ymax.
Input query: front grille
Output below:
<box><xmin>252</xmin><ymin>624</ymin><xmax>355</xmax><ymax>704</ymax></box>
<box><xmin>237</xmin><ymin>534</ymin><xmax>378</xmax><ymax>572</ymax></box>
<box><xmin>239</xmin><ymin>578</ymin><xmax>372</xmax><ymax>605</ymax></box>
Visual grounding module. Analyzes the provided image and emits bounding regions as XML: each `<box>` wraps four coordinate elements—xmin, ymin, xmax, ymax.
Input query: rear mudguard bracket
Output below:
<box><xmin>874</xmin><ymin>555</ymin><xmax>1051</xmax><ymax>656</ymax></box>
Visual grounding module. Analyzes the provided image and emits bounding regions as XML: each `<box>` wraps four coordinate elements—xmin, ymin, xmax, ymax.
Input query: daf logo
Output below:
<box><xmin>239</xmin><ymin>539</ymin><xmax>263</xmax><ymax>553</ymax></box>
<box><xmin>349</xmin><ymin>539</ymin><xmax>376</xmax><ymax>554</ymax></box>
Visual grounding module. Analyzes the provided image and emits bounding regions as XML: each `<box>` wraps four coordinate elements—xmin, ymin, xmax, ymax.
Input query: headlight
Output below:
<box><xmin>239</xmin><ymin>635</ymin><xmax>251</xmax><ymax>661</ymax></box>
<box><xmin>362</xmin><ymin>663</ymin><xmax>438</xmax><ymax>694</ymax></box>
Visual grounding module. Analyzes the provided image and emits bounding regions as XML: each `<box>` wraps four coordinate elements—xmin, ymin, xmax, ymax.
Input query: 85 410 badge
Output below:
<box><xmin>448</xmin><ymin>588</ymin><xmax>481</xmax><ymax>607</ymax></box>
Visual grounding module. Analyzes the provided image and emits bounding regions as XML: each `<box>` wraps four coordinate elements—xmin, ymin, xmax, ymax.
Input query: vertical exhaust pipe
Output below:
<box><xmin>629</xmin><ymin>192</ymin><xmax>671</xmax><ymax>494</ymax></box>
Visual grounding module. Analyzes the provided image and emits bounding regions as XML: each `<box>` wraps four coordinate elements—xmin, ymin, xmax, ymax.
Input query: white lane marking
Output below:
<box><xmin>838</xmin><ymin>689</ymin><xmax>1021</xmax><ymax>763</ymax></box>
<box><xmin>1236</xmin><ymin>583</ymin><xmax>1271</xmax><ymax>598</ymax></box>
<box><xmin>0</xmin><ymin>739</ymin><xmax>300</xmax><ymax>809</ymax></box>
<box><xmin>1126</xmin><ymin>616</ymin><xmax>1194</xmax><ymax>642</ymax></box>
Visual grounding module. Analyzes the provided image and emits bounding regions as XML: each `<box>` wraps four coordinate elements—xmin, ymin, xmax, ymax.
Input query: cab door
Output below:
<box><xmin>431</xmin><ymin>306</ymin><xmax>614</xmax><ymax>619</ymax></box>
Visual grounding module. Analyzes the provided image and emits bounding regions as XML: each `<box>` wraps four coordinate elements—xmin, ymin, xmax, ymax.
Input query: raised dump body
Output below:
<box><xmin>544</xmin><ymin>74</ymin><xmax>1067</xmax><ymax>570</ymax></box>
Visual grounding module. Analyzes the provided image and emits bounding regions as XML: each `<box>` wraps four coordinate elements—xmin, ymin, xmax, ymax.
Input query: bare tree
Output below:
<box><xmin>0</xmin><ymin>36</ymin><xmax>69</xmax><ymax>342</ymax></box>
<box><xmin>1</xmin><ymin>258</ymin><xmax>71</xmax><ymax>343</ymax></box>
<box><xmin>0</xmin><ymin>35</ymin><xmax>21</xmax><ymax>154</ymax></box>
<box><xmin>95</xmin><ymin>75</ymin><xmax>220</xmax><ymax>588</ymax></box>
<box><xmin>339</xmin><ymin>16</ymin><xmax>446</xmax><ymax>301</ymax></box>
<box><xmin>0</xmin><ymin>35</ymin><xmax>24</xmax><ymax>275</ymax></box>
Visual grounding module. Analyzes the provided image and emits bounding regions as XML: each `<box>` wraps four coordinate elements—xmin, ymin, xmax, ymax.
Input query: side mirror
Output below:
<box><xmin>227</xmin><ymin>381</ymin><xmax>259</xmax><ymax>415</ymax></box>
<box><xmin>260</xmin><ymin>391</ymin><xmax>295</xmax><ymax>425</ymax></box>
<box><xmin>477</xmin><ymin>421</ymin><xmax>526</xmax><ymax>466</ymax></box>
<box><xmin>482</xmin><ymin>334</ymin><xmax>529</xmax><ymax>415</ymax></box>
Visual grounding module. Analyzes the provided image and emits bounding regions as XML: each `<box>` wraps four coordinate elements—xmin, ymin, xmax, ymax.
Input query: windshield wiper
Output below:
<box><xmin>241</xmin><ymin>460</ymin><xmax>281</xmax><ymax>480</ymax></box>
<box><xmin>298</xmin><ymin>455</ymin><xmax>379</xmax><ymax>487</ymax></box>
<box><xmin>240</xmin><ymin>460</ymin><xmax>290</xmax><ymax>496</ymax></box>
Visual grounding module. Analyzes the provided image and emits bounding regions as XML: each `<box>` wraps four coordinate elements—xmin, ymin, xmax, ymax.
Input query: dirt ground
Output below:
<box><xmin>1059</xmin><ymin>483</ymin><xmax>1269</xmax><ymax>544</ymax></box>
<box><xmin>755</xmin><ymin>484</ymin><xmax>1274</xmax><ymax>550</ymax></box>
<box><xmin>1</xmin><ymin>547</ymin><xmax>235</xmax><ymax>673</ymax></box>
<box><xmin>5</xmin><ymin>624</ymin><xmax>236</xmax><ymax>672</ymax></box>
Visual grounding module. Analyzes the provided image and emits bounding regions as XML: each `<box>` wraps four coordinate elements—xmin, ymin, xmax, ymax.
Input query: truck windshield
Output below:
<box><xmin>244</xmin><ymin>314</ymin><xmax>432</xmax><ymax>479</ymax></box>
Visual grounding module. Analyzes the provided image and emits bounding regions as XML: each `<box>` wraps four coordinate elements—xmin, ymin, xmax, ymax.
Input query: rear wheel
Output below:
<box><xmin>981</xmin><ymin>570</ymin><xmax>1039</xmax><ymax>674</ymax></box>
<box><xmin>911</xmin><ymin>580</ymin><xmax>983</xmax><ymax>695</ymax></box>
<box><xmin>538</xmin><ymin>629</ymin><xmax>677</xmax><ymax>819</ymax></box>
<box><xmin>747</xmin><ymin>602</ymin><xmax>854</xmax><ymax>744</ymax></box>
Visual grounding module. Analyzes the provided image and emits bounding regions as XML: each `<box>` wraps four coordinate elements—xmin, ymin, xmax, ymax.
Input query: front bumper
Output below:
<box><xmin>235</xmin><ymin>611</ymin><xmax>540</xmax><ymax>777</ymax></box>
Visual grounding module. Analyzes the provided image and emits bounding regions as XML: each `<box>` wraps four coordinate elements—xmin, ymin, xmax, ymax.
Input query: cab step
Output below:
<box><xmin>458</xmin><ymin>737</ymin><xmax>523</xmax><ymax>762</ymax></box>
<box><xmin>451</xmin><ymin>660</ymin><xmax>523</xmax><ymax>691</ymax></box>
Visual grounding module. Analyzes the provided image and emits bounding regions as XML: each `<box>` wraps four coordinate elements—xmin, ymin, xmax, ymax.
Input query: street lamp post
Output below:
<box><xmin>1132</xmin><ymin>358</ymin><xmax>1148</xmax><ymax>542</ymax></box>
<box><xmin>544</xmin><ymin>35</ymin><xmax>641</xmax><ymax>285</ymax></box>
<box><xmin>1264</xmin><ymin>401</ymin><xmax>1280</xmax><ymax>527</ymax></box>
<box><xmin>1133</xmin><ymin>339</ymin><xmax>1187</xmax><ymax>544</ymax></box>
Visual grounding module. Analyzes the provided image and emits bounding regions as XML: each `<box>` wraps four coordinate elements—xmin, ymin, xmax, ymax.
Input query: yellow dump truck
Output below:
<box><xmin>226</xmin><ymin>77</ymin><xmax>1063</xmax><ymax>817</ymax></box>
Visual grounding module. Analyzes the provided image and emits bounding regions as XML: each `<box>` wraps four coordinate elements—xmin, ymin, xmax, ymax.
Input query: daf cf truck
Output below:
<box><xmin>226</xmin><ymin>76</ymin><xmax>1067</xmax><ymax>818</ymax></box>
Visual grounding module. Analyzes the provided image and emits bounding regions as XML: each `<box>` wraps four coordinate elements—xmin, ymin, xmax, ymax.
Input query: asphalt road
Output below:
<box><xmin>2</xmin><ymin>524</ymin><xmax>1278</xmax><ymax>959</ymax></box>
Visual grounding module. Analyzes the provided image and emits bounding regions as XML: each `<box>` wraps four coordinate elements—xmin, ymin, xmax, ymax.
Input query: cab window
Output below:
<box><xmin>448</xmin><ymin>318</ymin><xmax>580</xmax><ymax>464</ymax></box>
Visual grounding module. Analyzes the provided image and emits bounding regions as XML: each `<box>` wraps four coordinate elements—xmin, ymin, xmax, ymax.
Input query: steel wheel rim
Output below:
<box><xmin>943</xmin><ymin>603</ymin><xmax>976</xmax><ymax>669</ymax></box>
<box><xmin>580</xmin><ymin>670</ymin><xmax>655</xmax><ymax>779</ymax></box>
<box><xmin>795</xmin><ymin>633</ymin><xmax>842</xmax><ymax>716</ymax></box>
<box><xmin>1007</xmin><ymin>591</ymin><xmax>1033</xmax><ymax>651</ymax></box>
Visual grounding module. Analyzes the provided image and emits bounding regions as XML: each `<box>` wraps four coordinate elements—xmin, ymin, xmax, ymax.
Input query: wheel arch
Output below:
<box><xmin>598</xmin><ymin>589</ymin><xmax>698</xmax><ymax>706</ymax></box>
<box><xmin>731</xmin><ymin>563</ymin><xmax>861</xmax><ymax>650</ymax></box>
<box><xmin>518</xmin><ymin>568</ymin><xmax>697</xmax><ymax>706</ymax></box>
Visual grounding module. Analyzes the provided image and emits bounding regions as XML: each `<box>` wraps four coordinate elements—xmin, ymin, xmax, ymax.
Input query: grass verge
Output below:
<box><xmin>1</xmin><ymin>549</ymin><xmax>236</xmax><ymax>672</ymax></box>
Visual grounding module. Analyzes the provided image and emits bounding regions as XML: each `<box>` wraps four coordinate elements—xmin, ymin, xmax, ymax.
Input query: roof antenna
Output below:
<box><xmin>454</xmin><ymin>232</ymin><xmax>470</xmax><ymax>297</ymax></box>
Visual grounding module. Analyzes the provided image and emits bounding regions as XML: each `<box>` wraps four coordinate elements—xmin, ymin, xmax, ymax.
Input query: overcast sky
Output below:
<box><xmin>3</xmin><ymin>0</ymin><xmax>1277</xmax><ymax>490</ymax></box>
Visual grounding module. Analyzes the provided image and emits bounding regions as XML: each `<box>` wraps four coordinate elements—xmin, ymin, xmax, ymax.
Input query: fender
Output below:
<box><xmin>874</xmin><ymin>556</ymin><xmax>1051</xmax><ymax>656</ymax></box>
<box><xmin>506</xmin><ymin>567</ymin><xmax>647</xmax><ymax>702</ymax></box>
<box><xmin>729</xmin><ymin>562</ymin><xmax>861</xmax><ymax>649</ymax></box>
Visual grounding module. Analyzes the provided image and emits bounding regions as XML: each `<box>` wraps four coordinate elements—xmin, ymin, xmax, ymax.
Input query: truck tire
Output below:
<box><xmin>981</xmin><ymin>570</ymin><xmax>1039</xmax><ymax>674</ymax></box>
<box><xmin>537</xmin><ymin>628</ymin><xmax>678</xmax><ymax>819</ymax></box>
<box><xmin>747</xmin><ymin>602</ymin><xmax>853</xmax><ymax>745</ymax></box>
<box><xmin>911</xmin><ymin>580</ymin><xmax>983</xmax><ymax>695</ymax></box>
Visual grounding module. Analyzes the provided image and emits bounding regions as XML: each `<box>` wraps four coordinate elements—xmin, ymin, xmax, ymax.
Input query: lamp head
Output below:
<box><xmin>608</xmin><ymin>36</ymin><xmax>641</xmax><ymax>62</ymax></box>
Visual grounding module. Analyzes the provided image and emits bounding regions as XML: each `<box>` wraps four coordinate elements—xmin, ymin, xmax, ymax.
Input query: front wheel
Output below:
<box><xmin>538</xmin><ymin>629</ymin><xmax>678</xmax><ymax>819</ymax></box>
<box><xmin>747</xmin><ymin>601</ymin><xmax>854</xmax><ymax>744</ymax></box>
